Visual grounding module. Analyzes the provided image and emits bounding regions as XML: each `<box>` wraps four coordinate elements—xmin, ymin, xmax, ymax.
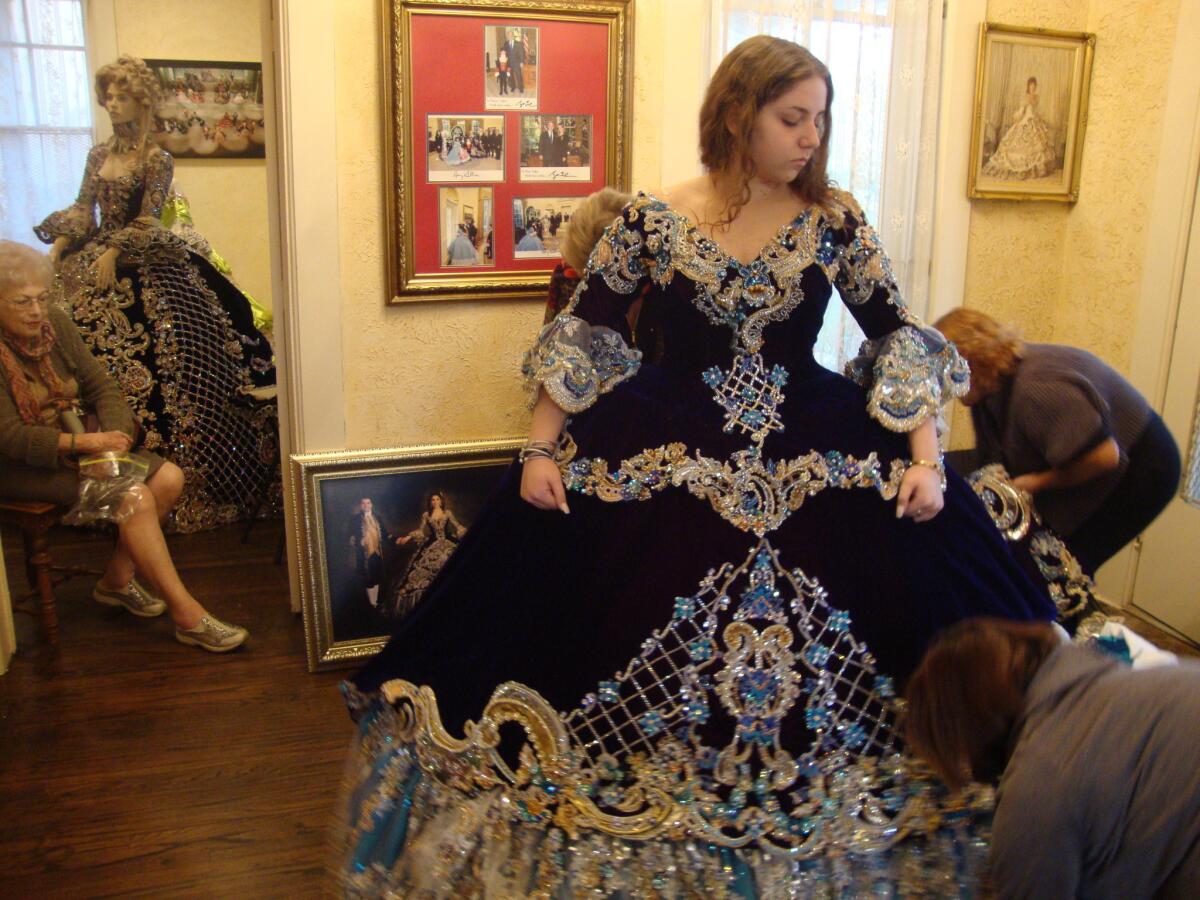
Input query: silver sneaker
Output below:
<box><xmin>175</xmin><ymin>615</ymin><xmax>248</xmax><ymax>653</ymax></box>
<box><xmin>94</xmin><ymin>579</ymin><xmax>167</xmax><ymax>618</ymax></box>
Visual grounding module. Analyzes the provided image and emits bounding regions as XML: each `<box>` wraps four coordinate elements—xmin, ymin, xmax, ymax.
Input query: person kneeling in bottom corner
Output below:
<box><xmin>0</xmin><ymin>240</ymin><xmax>246</xmax><ymax>652</ymax></box>
<box><xmin>906</xmin><ymin>617</ymin><xmax>1200</xmax><ymax>899</ymax></box>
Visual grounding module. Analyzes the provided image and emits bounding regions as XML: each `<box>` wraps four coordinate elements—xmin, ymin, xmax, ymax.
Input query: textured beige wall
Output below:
<box><xmin>334</xmin><ymin>1</ymin><xmax>540</xmax><ymax>449</ymax></box>
<box><xmin>961</xmin><ymin>0</ymin><xmax>1087</xmax><ymax>344</ymax></box>
<box><xmin>334</xmin><ymin>0</ymin><xmax>677</xmax><ymax>449</ymax></box>
<box><xmin>1056</xmin><ymin>0</ymin><xmax>1181</xmax><ymax>362</ymax></box>
<box><xmin>111</xmin><ymin>0</ymin><xmax>273</xmax><ymax>311</ymax></box>
<box><xmin>334</xmin><ymin>0</ymin><xmax>1182</xmax><ymax>451</ymax></box>
<box><xmin>953</xmin><ymin>0</ymin><xmax>1181</xmax><ymax>447</ymax></box>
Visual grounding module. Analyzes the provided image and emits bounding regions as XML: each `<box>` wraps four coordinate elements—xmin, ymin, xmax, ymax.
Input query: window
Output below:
<box><xmin>713</xmin><ymin>0</ymin><xmax>940</xmax><ymax>372</ymax></box>
<box><xmin>0</xmin><ymin>0</ymin><xmax>93</xmax><ymax>247</ymax></box>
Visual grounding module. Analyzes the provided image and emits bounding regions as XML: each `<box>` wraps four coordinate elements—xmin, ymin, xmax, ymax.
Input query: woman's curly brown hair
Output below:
<box><xmin>699</xmin><ymin>35</ymin><xmax>834</xmax><ymax>226</ymax></box>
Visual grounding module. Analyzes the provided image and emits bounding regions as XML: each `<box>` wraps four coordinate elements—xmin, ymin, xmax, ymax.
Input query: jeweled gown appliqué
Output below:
<box><xmin>336</xmin><ymin>192</ymin><xmax>1057</xmax><ymax>895</ymax></box>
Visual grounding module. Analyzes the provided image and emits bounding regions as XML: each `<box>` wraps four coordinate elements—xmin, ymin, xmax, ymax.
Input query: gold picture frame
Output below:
<box><xmin>383</xmin><ymin>0</ymin><xmax>634</xmax><ymax>303</ymax></box>
<box><xmin>967</xmin><ymin>22</ymin><xmax>1095</xmax><ymax>202</ymax></box>
<box><xmin>292</xmin><ymin>438</ymin><xmax>521</xmax><ymax>671</ymax></box>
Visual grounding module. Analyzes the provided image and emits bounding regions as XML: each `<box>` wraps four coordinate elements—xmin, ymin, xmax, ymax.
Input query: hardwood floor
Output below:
<box><xmin>0</xmin><ymin>520</ymin><xmax>349</xmax><ymax>899</ymax></box>
<box><xmin>3</xmin><ymin>520</ymin><xmax>1193</xmax><ymax>899</ymax></box>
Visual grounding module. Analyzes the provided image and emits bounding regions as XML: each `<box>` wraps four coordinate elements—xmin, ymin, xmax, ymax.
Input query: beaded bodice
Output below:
<box><xmin>93</xmin><ymin>172</ymin><xmax>149</xmax><ymax>237</ymax></box>
<box><xmin>629</xmin><ymin>213</ymin><xmax>843</xmax><ymax>378</ymax></box>
<box><xmin>32</xmin><ymin>142</ymin><xmax>175</xmax><ymax>252</ymax></box>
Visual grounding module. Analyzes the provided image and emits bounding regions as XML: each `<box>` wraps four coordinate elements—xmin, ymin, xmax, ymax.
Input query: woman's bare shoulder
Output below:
<box><xmin>656</xmin><ymin>176</ymin><xmax>711</xmax><ymax>220</ymax></box>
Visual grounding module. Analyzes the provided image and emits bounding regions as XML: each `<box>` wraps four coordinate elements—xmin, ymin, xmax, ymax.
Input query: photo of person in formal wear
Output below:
<box><xmin>983</xmin><ymin>76</ymin><xmax>1058</xmax><ymax>180</ymax></box>
<box><xmin>348</xmin><ymin>498</ymin><xmax>390</xmax><ymax>610</ymax></box>
<box><xmin>439</xmin><ymin>187</ymin><xmax>494</xmax><ymax>267</ymax></box>
<box><xmin>426</xmin><ymin>115</ymin><xmax>504</xmax><ymax>182</ymax></box>
<box><xmin>484</xmin><ymin>26</ymin><xmax>538</xmax><ymax>110</ymax></box>
<box><xmin>519</xmin><ymin>115</ymin><xmax>591</xmax><ymax>181</ymax></box>
<box><xmin>384</xmin><ymin>492</ymin><xmax>468</xmax><ymax>621</ymax></box>
<box><xmin>511</xmin><ymin>196</ymin><xmax>582</xmax><ymax>258</ymax></box>
<box><xmin>975</xmin><ymin>41</ymin><xmax>1075</xmax><ymax>188</ymax></box>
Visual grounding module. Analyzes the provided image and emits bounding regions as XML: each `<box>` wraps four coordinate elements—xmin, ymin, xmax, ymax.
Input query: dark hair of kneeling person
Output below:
<box><xmin>905</xmin><ymin>617</ymin><xmax>1200</xmax><ymax>899</ymax></box>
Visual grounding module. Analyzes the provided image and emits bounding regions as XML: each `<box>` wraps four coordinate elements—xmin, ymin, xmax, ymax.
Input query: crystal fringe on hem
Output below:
<box><xmin>332</xmin><ymin>689</ymin><xmax>994</xmax><ymax>898</ymax></box>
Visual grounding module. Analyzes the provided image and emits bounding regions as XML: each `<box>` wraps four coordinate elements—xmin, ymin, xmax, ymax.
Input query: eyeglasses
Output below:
<box><xmin>3</xmin><ymin>293</ymin><xmax>51</xmax><ymax>311</ymax></box>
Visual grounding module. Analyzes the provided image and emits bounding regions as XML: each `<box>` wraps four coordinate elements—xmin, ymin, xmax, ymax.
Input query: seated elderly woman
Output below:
<box><xmin>0</xmin><ymin>240</ymin><xmax>246</xmax><ymax>652</ymax></box>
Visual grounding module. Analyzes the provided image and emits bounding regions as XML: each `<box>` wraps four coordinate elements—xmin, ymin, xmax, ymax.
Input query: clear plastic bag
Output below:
<box><xmin>62</xmin><ymin>451</ymin><xmax>151</xmax><ymax>525</ymax></box>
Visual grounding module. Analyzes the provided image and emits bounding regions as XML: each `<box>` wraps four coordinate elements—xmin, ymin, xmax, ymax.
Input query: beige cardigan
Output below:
<box><xmin>0</xmin><ymin>305</ymin><xmax>135</xmax><ymax>469</ymax></box>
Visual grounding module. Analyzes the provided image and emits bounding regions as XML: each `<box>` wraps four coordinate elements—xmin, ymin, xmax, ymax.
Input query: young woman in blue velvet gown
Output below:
<box><xmin>337</xmin><ymin>36</ymin><xmax>1056</xmax><ymax>896</ymax></box>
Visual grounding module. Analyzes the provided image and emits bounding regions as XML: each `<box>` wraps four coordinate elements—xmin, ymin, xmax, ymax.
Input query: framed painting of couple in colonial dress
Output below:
<box><xmin>382</xmin><ymin>0</ymin><xmax>633</xmax><ymax>303</ymax></box>
<box><xmin>292</xmin><ymin>439</ymin><xmax>521</xmax><ymax>671</ymax></box>
<box><xmin>968</xmin><ymin>23</ymin><xmax>1096</xmax><ymax>202</ymax></box>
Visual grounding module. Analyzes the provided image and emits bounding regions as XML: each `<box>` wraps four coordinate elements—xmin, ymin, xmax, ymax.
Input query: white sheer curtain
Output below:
<box><xmin>712</xmin><ymin>0</ymin><xmax>943</xmax><ymax>371</ymax></box>
<box><xmin>0</xmin><ymin>0</ymin><xmax>93</xmax><ymax>248</ymax></box>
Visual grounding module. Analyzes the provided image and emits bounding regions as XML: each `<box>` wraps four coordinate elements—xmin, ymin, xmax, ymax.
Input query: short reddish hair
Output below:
<box><xmin>934</xmin><ymin>308</ymin><xmax>1024</xmax><ymax>398</ymax></box>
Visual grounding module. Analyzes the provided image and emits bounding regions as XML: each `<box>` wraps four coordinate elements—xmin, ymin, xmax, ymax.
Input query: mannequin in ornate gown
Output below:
<box><xmin>982</xmin><ymin>76</ymin><xmax>1058</xmax><ymax>180</ymax></box>
<box><xmin>34</xmin><ymin>56</ymin><xmax>276</xmax><ymax>532</ymax></box>
<box><xmin>336</xmin><ymin>37</ymin><xmax>1057</xmax><ymax>895</ymax></box>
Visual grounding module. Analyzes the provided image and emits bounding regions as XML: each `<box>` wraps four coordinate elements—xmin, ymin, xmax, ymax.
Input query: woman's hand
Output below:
<box><xmin>49</xmin><ymin>237</ymin><xmax>70</xmax><ymax>270</ymax></box>
<box><xmin>78</xmin><ymin>431</ymin><xmax>134</xmax><ymax>454</ymax></box>
<box><xmin>895</xmin><ymin>464</ymin><xmax>944</xmax><ymax>523</ymax></box>
<box><xmin>1011</xmin><ymin>472</ymin><xmax>1048</xmax><ymax>494</ymax></box>
<box><xmin>91</xmin><ymin>247</ymin><xmax>119</xmax><ymax>291</ymax></box>
<box><xmin>520</xmin><ymin>456</ymin><xmax>570</xmax><ymax>514</ymax></box>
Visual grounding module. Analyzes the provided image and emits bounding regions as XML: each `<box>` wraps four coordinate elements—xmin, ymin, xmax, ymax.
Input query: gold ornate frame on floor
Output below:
<box><xmin>292</xmin><ymin>438</ymin><xmax>521</xmax><ymax>671</ymax></box>
<box><xmin>967</xmin><ymin>22</ymin><xmax>1095</xmax><ymax>202</ymax></box>
<box><xmin>382</xmin><ymin>0</ymin><xmax>634</xmax><ymax>303</ymax></box>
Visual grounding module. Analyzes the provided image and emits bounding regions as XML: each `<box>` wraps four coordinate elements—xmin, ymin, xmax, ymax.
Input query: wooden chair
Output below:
<box><xmin>0</xmin><ymin>499</ymin><xmax>95</xmax><ymax>645</ymax></box>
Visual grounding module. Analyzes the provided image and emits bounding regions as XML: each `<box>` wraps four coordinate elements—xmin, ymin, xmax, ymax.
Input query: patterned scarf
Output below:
<box><xmin>0</xmin><ymin>320</ymin><xmax>70</xmax><ymax>425</ymax></box>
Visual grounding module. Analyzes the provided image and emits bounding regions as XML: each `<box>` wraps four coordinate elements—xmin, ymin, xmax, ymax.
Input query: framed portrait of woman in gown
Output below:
<box><xmin>382</xmin><ymin>0</ymin><xmax>633</xmax><ymax>303</ymax></box>
<box><xmin>292</xmin><ymin>439</ymin><xmax>521</xmax><ymax>671</ymax></box>
<box><xmin>967</xmin><ymin>23</ymin><xmax>1095</xmax><ymax>202</ymax></box>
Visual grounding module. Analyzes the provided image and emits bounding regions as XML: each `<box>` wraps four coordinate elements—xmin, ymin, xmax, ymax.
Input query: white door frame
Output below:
<box><xmin>1101</xmin><ymin>0</ymin><xmax>1200</xmax><ymax>606</ymax></box>
<box><xmin>266</xmin><ymin>0</ymin><xmax>347</xmax><ymax>612</ymax></box>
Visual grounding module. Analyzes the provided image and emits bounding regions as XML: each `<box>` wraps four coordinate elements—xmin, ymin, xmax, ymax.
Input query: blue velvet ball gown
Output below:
<box><xmin>336</xmin><ymin>192</ymin><xmax>1056</xmax><ymax>896</ymax></box>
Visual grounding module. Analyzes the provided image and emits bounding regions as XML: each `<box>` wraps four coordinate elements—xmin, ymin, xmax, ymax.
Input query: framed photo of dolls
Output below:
<box><xmin>967</xmin><ymin>23</ymin><xmax>1096</xmax><ymax>202</ymax></box>
<box><xmin>143</xmin><ymin>59</ymin><xmax>266</xmax><ymax>159</ymax></box>
<box><xmin>382</xmin><ymin>0</ymin><xmax>633</xmax><ymax>304</ymax></box>
<box><xmin>292</xmin><ymin>439</ymin><xmax>522</xmax><ymax>671</ymax></box>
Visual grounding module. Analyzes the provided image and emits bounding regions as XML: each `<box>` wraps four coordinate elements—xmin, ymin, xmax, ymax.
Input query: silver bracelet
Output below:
<box><xmin>518</xmin><ymin>439</ymin><xmax>559</xmax><ymax>464</ymax></box>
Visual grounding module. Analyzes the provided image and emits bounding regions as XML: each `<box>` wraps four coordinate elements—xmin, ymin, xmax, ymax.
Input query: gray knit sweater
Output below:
<box><xmin>991</xmin><ymin>644</ymin><xmax>1200</xmax><ymax>899</ymax></box>
<box><xmin>970</xmin><ymin>343</ymin><xmax>1152</xmax><ymax>534</ymax></box>
<box><xmin>0</xmin><ymin>305</ymin><xmax>135</xmax><ymax>469</ymax></box>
